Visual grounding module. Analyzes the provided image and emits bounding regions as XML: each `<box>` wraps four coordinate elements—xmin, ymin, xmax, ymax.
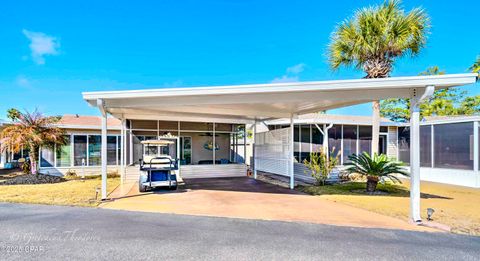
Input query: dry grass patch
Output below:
<box><xmin>299</xmin><ymin>180</ymin><xmax>480</xmax><ymax>236</ymax></box>
<box><xmin>0</xmin><ymin>176</ymin><xmax>120</xmax><ymax>207</ymax></box>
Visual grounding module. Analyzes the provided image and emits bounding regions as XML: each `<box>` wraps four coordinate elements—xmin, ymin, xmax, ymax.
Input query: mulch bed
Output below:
<box><xmin>0</xmin><ymin>173</ymin><xmax>66</xmax><ymax>185</ymax></box>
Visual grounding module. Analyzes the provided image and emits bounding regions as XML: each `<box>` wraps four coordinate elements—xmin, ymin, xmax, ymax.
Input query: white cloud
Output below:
<box><xmin>22</xmin><ymin>29</ymin><xmax>60</xmax><ymax>65</ymax></box>
<box><xmin>286</xmin><ymin>63</ymin><xmax>306</xmax><ymax>74</ymax></box>
<box><xmin>271</xmin><ymin>75</ymin><xmax>299</xmax><ymax>83</ymax></box>
<box><xmin>271</xmin><ymin>63</ymin><xmax>306</xmax><ymax>83</ymax></box>
<box><xmin>16</xmin><ymin>75</ymin><xmax>30</xmax><ymax>87</ymax></box>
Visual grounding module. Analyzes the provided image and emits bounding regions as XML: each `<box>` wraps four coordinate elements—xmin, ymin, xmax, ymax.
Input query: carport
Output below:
<box><xmin>82</xmin><ymin>73</ymin><xmax>477</xmax><ymax>223</ymax></box>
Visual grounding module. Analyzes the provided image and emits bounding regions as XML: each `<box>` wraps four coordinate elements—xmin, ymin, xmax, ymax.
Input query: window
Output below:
<box><xmin>40</xmin><ymin>147</ymin><xmax>54</xmax><ymax>167</ymax></box>
<box><xmin>420</xmin><ymin>125</ymin><xmax>432</xmax><ymax>167</ymax></box>
<box><xmin>13</xmin><ymin>151</ymin><xmax>21</xmax><ymax>160</ymax></box>
<box><xmin>88</xmin><ymin>135</ymin><xmax>101</xmax><ymax>166</ymax></box>
<box><xmin>328</xmin><ymin>125</ymin><xmax>341</xmax><ymax>160</ymax></box>
<box><xmin>300</xmin><ymin>125</ymin><xmax>311</xmax><ymax>162</ymax></box>
<box><xmin>56</xmin><ymin>136</ymin><xmax>71</xmax><ymax>167</ymax></box>
<box><xmin>107</xmin><ymin>136</ymin><xmax>117</xmax><ymax>165</ymax></box>
<box><xmin>434</xmin><ymin>122</ymin><xmax>473</xmax><ymax>170</ymax></box>
<box><xmin>74</xmin><ymin>135</ymin><xmax>87</xmax><ymax>166</ymax></box>
<box><xmin>398</xmin><ymin>127</ymin><xmax>410</xmax><ymax>165</ymax></box>
<box><xmin>294</xmin><ymin>125</ymin><xmax>300</xmax><ymax>162</ymax></box>
<box><xmin>117</xmin><ymin>136</ymin><xmax>122</xmax><ymax>164</ymax></box>
<box><xmin>311</xmin><ymin>125</ymin><xmax>323</xmax><ymax>153</ymax></box>
<box><xmin>358</xmin><ymin>126</ymin><xmax>372</xmax><ymax>155</ymax></box>
<box><xmin>380</xmin><ymin>126</ymin><xmax>388</xmax><ymax>133</ymax></box>
<box><xmin>342</xmin><ymin>125</ymin><xmax>357</xmax><ymax>163</ymax></box>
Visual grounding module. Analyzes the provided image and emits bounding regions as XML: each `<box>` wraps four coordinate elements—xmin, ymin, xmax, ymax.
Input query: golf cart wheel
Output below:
<box><xmin>170</xmin><ymin>185</ymin><xmax>178</xmax><ymax>190</ymax></box>
<box><xmin>139</xmin><ymin>184</ymin><xmax>147</xmax><ymax>192</ymax></box>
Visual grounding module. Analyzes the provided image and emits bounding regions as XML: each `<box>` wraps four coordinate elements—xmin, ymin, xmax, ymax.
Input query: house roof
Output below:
<box><xmin>266</xmin><ymin>113</ymin><xmax>395</xmax><ymax>126</ymax></box>
<box><xmin>56</xmin><ymin>115</ymin><xmax>121</xmax><ymax>130</ymax></box>
<box><xmin>82</xmin><ymin>73</ymin><xmax>478</xmax><ymax>123</ymax></box>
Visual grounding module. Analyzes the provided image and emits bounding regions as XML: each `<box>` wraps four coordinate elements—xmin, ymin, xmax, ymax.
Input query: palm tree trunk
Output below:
<box><xmin>366</xmin><ymin>176</ymin><xmax>378</xmax><ymax>192</ymax></box>
<box><xmin>371</xmin><ymin>101</ymin><xmax>380</xmax><ymax>155</ymax></box>
<box><xmin>29</xmin><ymin>149</ymin><xmax>38</xmax><ymax>175</ymax></box>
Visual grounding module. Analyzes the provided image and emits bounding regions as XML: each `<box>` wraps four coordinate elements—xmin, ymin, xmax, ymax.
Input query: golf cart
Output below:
<box><xmin>139</xmin><ymin>139</ymin><xmax>179</xmax><ymax>192</ymax></box>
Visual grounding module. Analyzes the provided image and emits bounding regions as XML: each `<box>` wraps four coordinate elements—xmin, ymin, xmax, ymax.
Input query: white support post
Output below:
<box><xmin>430</xmin><ymin>125</ymin><xmax>434</xmax><ymax>168</ymax></box>
<box><xmin>243</xmin><ymin>124</ymin><xmax>247</xmax><ymax>164</ymax></box>
<box><xmin>212</xmin><ymin>122</ymin><xmax>216</xmax><ymax>166</ymax></box>
<box><xmin>371</xmin><ymin>101</ymin><xmax>380</xmax><ymax>155</ymax></box>
<box><xmin>253</xmin><ymin>120</ymin><xmax>257</xmax><ymax>179</ymax></box>
<box><xmin>340</xmin><ymin>125</ymin><xmax>344</xmax><ymax>165</ymax></box>
<box><xmin>409</xmin><ymin>86</ymin><xmax>435</xmax><ymax>223</ymax></box>
<box><xmin>474</xmin><ymin>121</ymin><xmax>479</xmax><ymax>172</ymax></box>
<box><xmin>129</xmin><ymin>121</ymin><xmax>133</xmax><ymax>166</ymax></box>
<box><xmin>97</xmin><ymin>99</ymin><xmax>108</xmax><ymax>201</ymax></box>
<box><xmin>289</xmin><ymin>115</ymin><xmax>295</xmax><ymax>189</ymax></box>
<box><xmin>410</xmin><ymin>92</ymin><xmax>422</xmax><ymax>223</ymax></box>
<box><xmin>120</xmin><ymin>118</ymin><xmax>125</xmax><ymax>184</ymax></box>
<box><xmin>178</xmin><ymin>121</ymin><xmax>181</xmax><ymax>176</ymax></box>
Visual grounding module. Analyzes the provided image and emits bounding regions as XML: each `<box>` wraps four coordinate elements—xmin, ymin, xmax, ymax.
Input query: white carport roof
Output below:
<box><xmin>83</xmin><ymin>73</ymin><xmax>477</xmax><ymax>123</ymax></box>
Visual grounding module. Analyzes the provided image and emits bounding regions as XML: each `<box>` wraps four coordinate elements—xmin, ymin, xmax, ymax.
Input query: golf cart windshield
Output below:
<box><xmin>140</xmin><ymin>139</ymin><xmax>178</xmax><ymax>169</ymax></box>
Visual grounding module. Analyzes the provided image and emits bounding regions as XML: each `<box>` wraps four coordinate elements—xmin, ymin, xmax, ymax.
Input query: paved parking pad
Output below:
<box><xmin>102</xmin><ymin>177</ymin><xmax>436</xmax><ymax>232</ymax></box>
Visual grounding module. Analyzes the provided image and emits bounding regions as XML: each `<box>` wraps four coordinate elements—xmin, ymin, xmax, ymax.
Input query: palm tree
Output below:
<box><xmin>328</xmin><ymin>0</ymin><xmax>430</xmax><ymax>154</ymax></box>
<box><xmin>418</xmin><ymin>66</ymin><xmax>445</xmax><ymax>76</ymax></box>
<box><xmin>470</xmin><ymin>56</ymin><xmax>480</xmax><ymax>76</ymax></box>
<box><xmin>0</xmin><ymin>109</ymin><xmax>67</xmax><ymax>174</ymax></box>
<box><xmin>345</xmin><ymin>152</ymin><xmax>408</xmax><ymax>192</ymax></box>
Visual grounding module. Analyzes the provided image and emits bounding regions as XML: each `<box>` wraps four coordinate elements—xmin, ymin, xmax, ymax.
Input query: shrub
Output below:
<box><xmin>303</xmin><ymin>148</ymin><xmax>339</xmax><ymax>186</ymax></box>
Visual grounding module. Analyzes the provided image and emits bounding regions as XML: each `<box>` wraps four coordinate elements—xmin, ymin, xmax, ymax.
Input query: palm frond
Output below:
<box><xmin>327</xmin><ymin>0</ymin><xmax>430</xmax><ymax>77</ymax></box>
<box><xmin>346</xmin><ymin>152</ymin><xmax>407</xmax><ymax>183</ymax></box>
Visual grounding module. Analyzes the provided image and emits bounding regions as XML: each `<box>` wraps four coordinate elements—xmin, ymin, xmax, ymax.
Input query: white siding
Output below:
<box><xmin>255</xmin><ymin>128</ymin><xmax>291</xmax><ymax>177</ymax></box>
<box><xmin>388</xmin><ymin>126</ymin><xmax>398</xmax><ymax>159</ymax></box>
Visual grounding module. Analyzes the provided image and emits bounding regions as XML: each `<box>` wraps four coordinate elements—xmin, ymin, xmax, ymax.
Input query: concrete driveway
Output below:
<box><xmin>103</xmin><ymin>177</ymin><xmax>434</xmax><ymax>232</ymax></box>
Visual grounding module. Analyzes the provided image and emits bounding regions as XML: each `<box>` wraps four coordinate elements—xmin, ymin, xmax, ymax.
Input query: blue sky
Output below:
<box><xmin>0</xmin><ymin>0</ymin><xmax>478</xmax><ymax>119</ymax></box>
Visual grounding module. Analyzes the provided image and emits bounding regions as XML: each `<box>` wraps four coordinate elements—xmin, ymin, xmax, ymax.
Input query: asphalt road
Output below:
<box><xmin>0</xmin><ymin>203</ymin><xmax>479</xmax><ymax>261</ymax></box>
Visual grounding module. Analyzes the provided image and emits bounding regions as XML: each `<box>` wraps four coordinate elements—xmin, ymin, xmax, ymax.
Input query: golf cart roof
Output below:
<box><xmin>140</xmin><ymin>140</ymin><xmax>175</xmax><ymax>145</ymax></box>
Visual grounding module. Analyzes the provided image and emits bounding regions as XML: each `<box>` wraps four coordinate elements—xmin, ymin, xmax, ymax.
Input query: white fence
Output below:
<box><xmin>255</xmin><ymin>128</ymin><xmax>291</xmax><ymax>177</ymax></box>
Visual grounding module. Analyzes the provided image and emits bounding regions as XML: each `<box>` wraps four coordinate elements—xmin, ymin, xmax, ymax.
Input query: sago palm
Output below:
<box><xmin>345</xmin><ymin>152</ymin><xmax>408</xmax><ymax>192</ymax></box>
<box><xmin>0</xmin><ymin>109</ymin><xmax>67</xmax><ymax>174</ymax></box>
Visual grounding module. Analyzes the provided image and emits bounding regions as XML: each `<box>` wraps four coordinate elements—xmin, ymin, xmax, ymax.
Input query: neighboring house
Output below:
<box><xmin>264</xmin><ymin>114</ymin><xmax>480</xmax><ymax>188</ymax></box>
<box><xmin>38</xmin><ymin>115</ymin><xmax>123</xmax><ymax>176</ymax></box>
<box><xmin>0</xmin><ymin>115</ymin><xmax>122</xmax><ymax>175</ymax></box>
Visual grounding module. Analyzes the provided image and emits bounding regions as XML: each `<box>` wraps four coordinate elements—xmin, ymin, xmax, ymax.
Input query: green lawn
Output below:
<box><xmin>299</xmin><ymin>182</ymin><xmax>409</xmax><ymax>196</ymax></box>
<box><xmin>0</xmin><ymin>176</ymin><xmax>120</xmax><ymax>207</ymax></box>
<box><xmin>299</xmin><ymin>180</ymin><xmax>480</xmax><ymax>236</ymax></box>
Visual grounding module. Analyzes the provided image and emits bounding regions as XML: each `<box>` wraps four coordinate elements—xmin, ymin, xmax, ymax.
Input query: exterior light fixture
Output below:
<box><xmin>427</xmin><ymin>208</ymin><xmax>435</xmax><ymax>221</ymax></box>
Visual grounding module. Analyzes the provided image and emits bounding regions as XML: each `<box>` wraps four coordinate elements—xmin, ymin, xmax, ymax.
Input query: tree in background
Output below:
<box><xmin>470</xmin><ymin>56</ymin><xmax>480</xmax><ymax>78</ymax></box>
<box><xmin>328</xmin><ymin>0</ymin><xmax>429</xmax><ymax>154</ymax></box>
<box><xmin>0</xmin><ymin>109</ymin><xmax>67</xmax><ymax>174</ymax></box>
<box><xmin>381</xmin><ymin>66</ymin><xmax>480</xmax><ymax>122</ymax></box>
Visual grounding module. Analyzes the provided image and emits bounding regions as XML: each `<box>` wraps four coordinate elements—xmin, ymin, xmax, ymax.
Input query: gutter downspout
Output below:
<box><xmin>314</xmin><ymin>123</ymin><xmax>333</xmax><ymax>160</ymax></box>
